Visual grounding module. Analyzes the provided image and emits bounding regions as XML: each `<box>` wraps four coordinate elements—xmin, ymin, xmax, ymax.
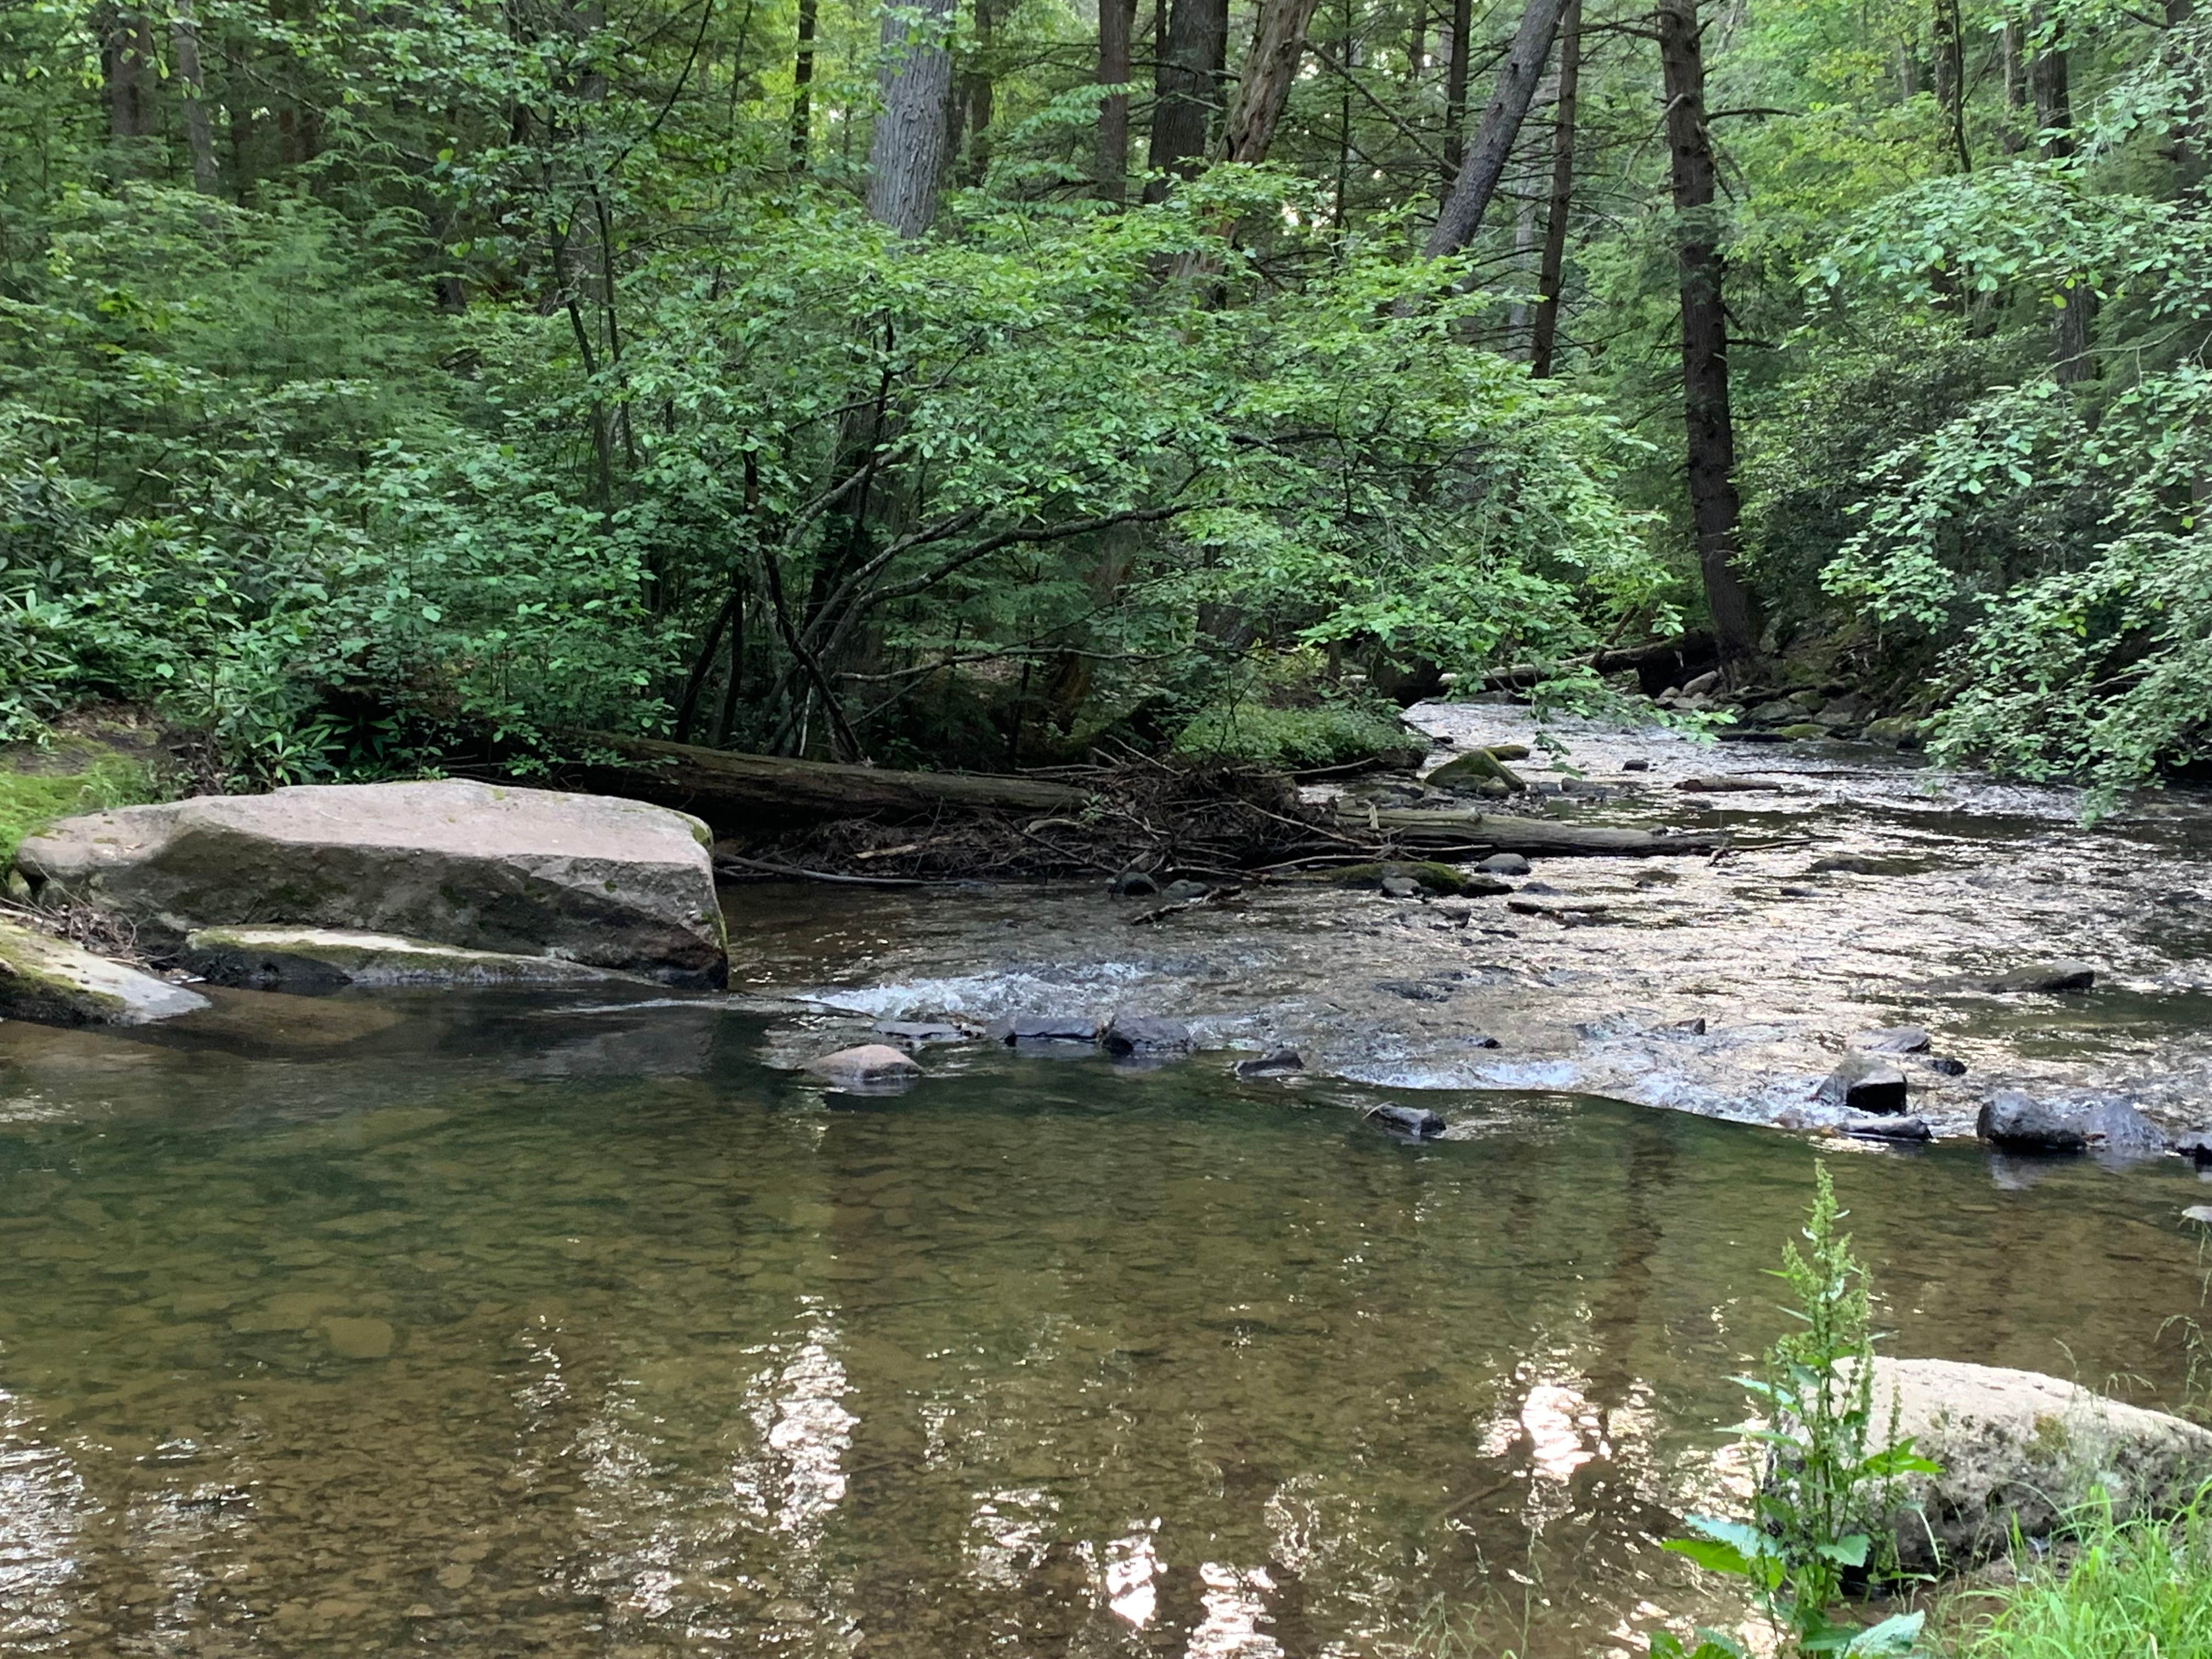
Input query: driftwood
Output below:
<box><xmin>1342</xmin><ymin>804</ymin><xmax>1729</xmax><ymax>856</ymax></box>
<box><xmin>571</xmin><ymin>733</ymin><xmax>1088</xmax><ymax>829</ymax></box>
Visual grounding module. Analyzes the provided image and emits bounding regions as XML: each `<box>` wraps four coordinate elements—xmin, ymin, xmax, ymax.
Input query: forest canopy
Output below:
<box><xmin>0</xmin><ymin>0</ymin><xmax>2205</xmax><ymax>791</ymax></box>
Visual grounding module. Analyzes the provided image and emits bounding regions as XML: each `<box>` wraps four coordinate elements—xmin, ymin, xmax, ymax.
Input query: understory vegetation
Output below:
<box><xmin>0</xmin><ymin>0</ymin><xmax>2205</xmax><ymax>792</ymax></box>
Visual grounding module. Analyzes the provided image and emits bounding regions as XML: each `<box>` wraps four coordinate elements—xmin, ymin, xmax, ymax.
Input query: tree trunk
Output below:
<box><xmin>1096</xmin><ymin>0</ymin><xmax>1137</xmax><ymax>198</ymax></box>
<box><xmin>1441</xmin><ymin>0</ymin><xmax>1472</xmax><ymax>185</ymax></box>
<box><xmin>1422</xmin><ymin>0</ymin><xmax>1572</xmax><ymax>257</ymax></box>
<box><xmin>1341</xmin><ymin>805</ymin><xmax>1730</xmax><ymax>856</ymax></box>
<box><xmin>790</xmin><ymin>0</ymin><xmax>818</xmax><ymax>166</ymax></box>
<box><xmin>1146</xmin><ymin>0</ymin><xmax>1228</xmax><ymax>196</ymax></box>
<box><xmin>1933</xmin><ymin>0</ymin><xmax>1970</xmax><ymax>169</ymax></box>
<box><xmin>2171</xmin><ymin>0</ymin><xmax>2205</xmax><ymax>192</ymax></box>
<box><xmin>105</xmin><ymin>7</ymin><xmax>156</xmax><ymax>141</ymax></box>
<box><xmin>1658</xmin><ymin>0</ymin><xmax>1758</xmax><ymax>668</ymax></box>
<box><xmin>171</xmin><ymin>0</ymin><xmax>221</xmax><ymax>194</ymax></box>
<box><xmin>865</xmin><ymin>0</ymin><xmax>955</xmax><ymax>237</ymax></box>
<box><xmin>2032</xmin><ymin>11</ymin><xmax>2096</xmax><ymax>381</ymax></box>
<box><xmin>1528</xmin><ymin>0</ymin><xmax>1580</xmax><ymax>377</ymax></box>
<box><xmin>955</xmin><ymin>0</ymin><xmax>996</xmax><ymax>183</ymax></box>
<box><xmin>1218</xmin><ymin>0</ymin><xmax>1325</xmax><ymax>161</ymax></box>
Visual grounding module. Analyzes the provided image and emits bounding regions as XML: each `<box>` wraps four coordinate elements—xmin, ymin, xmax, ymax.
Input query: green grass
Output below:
<box><xmin>1934</xmin><ymin>1491</ymin><xmax>2212</xmax><ymax>1659</ymax></box>
<box><xmin>0</xmin><ymin>748</ymin><xmax>160</xmax><ymax>865</ymax></box>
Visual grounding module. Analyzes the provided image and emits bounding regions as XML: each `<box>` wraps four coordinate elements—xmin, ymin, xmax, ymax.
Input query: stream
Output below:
<box><xmin>5</xmin><ymin>709</ymin><xmax>2212</xmax><ymax>1657</ymax></box>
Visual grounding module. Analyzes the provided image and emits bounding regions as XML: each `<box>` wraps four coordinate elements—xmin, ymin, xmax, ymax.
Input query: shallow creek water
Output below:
<box><xmin>8</xmin><ymin>710</ymin><xmax>2212</xmax><ymax>1657</ymax></box>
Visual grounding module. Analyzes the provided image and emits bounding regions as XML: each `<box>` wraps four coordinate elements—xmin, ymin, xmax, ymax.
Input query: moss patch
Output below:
<box><xmin>0</xmin><ymin>741</ymin><xmax>162</xmax><ymax>866</ymax></box>
<box><xmin>1296</xmin><ymin>861</ymin><xmax>1476</xmax><ymax>895</ymax></box>
<box><xmin>1174</xmin><ymin>702</ymin><xmax>1426</xmax><ymax>772</ymax></box>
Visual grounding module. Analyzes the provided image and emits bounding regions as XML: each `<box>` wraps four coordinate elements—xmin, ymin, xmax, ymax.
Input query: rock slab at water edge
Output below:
<box><xmin>182</xmin><ymin>927</ymin><xmax>632</xmax><ymax>991</ymax></box>
<box><xmin>13</xmin><ymin>780</ymin><xmax>726</xmax><ymax>986</ymax></box>
<box><xmin>0</xmin><ymin>918</ymin><xmax>210</xmax><ymax>1026</ymax></box>
<box><xmin>1865</xmin><ymin>1356</ymin><xmax>2212</xmax><ymax>1572</ymax></box>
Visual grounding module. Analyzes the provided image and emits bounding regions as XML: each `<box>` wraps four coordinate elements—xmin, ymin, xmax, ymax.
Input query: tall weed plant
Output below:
<box><xmin>1654</xmin><ymin>1165</ymin><xmax>1937</xmax><ymax>1658</ymax></box>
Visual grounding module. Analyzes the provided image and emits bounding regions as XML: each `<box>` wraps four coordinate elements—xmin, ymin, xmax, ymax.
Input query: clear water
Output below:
<box><xmin>4</xmin><ymin>985</ymin><xmax>2208</xmax><ymax>1657</ymax></box>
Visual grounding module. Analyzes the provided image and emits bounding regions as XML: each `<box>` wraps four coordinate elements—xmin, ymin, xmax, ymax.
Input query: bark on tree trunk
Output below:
<box><xmin>790</xmin><ymin>0</ymin><xmax>818</xmax><ymax>166</ymax></box>
<box><xmin>956</xmin><ymin>0</ymin><xmax>996</xmax><ymax>183</ymax></box>
<box><xmin>1441</xmin><ymin>0</ymin><xmax>1472</xmax><ymax>184</ymax></box>
<box><xmin>2001</xmin><ymin>18</ymin><xmax>2026</xmax><ymax>152</ymax></box>
<box><xmin>2032</xmin><ymin>12</ymin><xmax>2097</xmax><ymax>381</ymax></box>
<box><xmin>1422</xmin><ymin>0</ymin><xmax>1572</xmax><ymax>257</ymax></box>
<box><xmin>1217</xmin><ymin>0</ymin><xmax>1325</xmax><ymax>161</ymax></box>
<box><xmin>1096</xmin><ymin>0</ymin><xmax>1137</xmax><ymax>198</ymax></box>
<box><xmin>1658</xmin><ymin>0</ymin><xmax>1758</xmax><ymax>668</ymax></box>
<box><xmin>1933</xmin><ymin>0</ymin><xmax>1970</xmax><ymax>169</ymax></box>
<box><xmin>1528</xmin><ymin>0</ymin><xmax>1580</xmax><ymax>377</ymax></box>
<box><xmin>105</xmin><ymin>7</ymin><xmax>156</xmax><ymax>141</ymax></box>
<box><xmin>864</xmin><ymin>0</ymin><xmax>956</xmax><ymax>236</ymax></box>
<box><xmin>2171</xmin><ymin>0</ymin><xmax>2205</xmax><ymax>192</ymax></box>
<box><xmin>1146</xmin><ymin>0</ymin><xmax>1228</xmax><ymax>196</ymax></box>
<box><xmin>172</xmin><ymin>0</ymin><xmax>221</xmax><ymax>194</ymax></box>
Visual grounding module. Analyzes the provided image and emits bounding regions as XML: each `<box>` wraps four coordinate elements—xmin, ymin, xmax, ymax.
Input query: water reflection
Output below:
<box><xmin>2</xmin><ymin>995</ymin><xmax>2207</xmax><ymax>1655</ymax></box>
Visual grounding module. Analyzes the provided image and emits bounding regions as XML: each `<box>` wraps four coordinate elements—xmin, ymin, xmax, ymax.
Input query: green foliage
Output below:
<box><xmin>1658</xmin><ymin>1165</ymin><xmax>1937</xmax><ymax>1658</ymax></box>
<box><xmin>1939</xmin><ymin>1489</ymin><xmax>2212</xmax><ymax>1659</ymax></box>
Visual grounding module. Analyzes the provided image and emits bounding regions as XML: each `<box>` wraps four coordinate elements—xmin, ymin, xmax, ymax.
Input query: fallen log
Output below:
<box><xmin>1479</xmin><ymin>635</ymin><xmax>1717</xmax><ymax>695</ymax></box>
<box><xmin>568</xmin><ymin>733</ymin><xmax>1090</xmax><ymax>829</ymax></box>
<box><xmin>1342</xmin><ymin>804</ymin><xmax>1729</xmax><ymax>856</ymax></box>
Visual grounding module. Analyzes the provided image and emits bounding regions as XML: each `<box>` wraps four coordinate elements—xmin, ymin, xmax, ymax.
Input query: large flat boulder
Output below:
<box><xmin>14</xmin><ymin>780</ymin><xmax>725</xmax><ymax>986</ymax></box>
<box><xmin>1866</xmin><ymin>1356</ymin><xmax>2212</xmax><ymax>1571</ymax></box>
<box><xmin>0</xmin><ymin>919</ymin><xmax>208</xmax><ymax>1026</ymax></box>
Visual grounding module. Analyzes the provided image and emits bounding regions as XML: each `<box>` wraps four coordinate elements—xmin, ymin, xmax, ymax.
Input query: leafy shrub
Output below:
<box><xmin>1173</xmin><ymin>698</ymin><xmax>1425</xmax><ymax>772</ymax></box>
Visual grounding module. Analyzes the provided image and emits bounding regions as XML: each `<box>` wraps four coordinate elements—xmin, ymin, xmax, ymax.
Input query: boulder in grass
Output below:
<box><xmin>804</xmin><ymin>1045</ymin><xmax>922</xmax><ymax>1087</ymax></box>
<box><xmin>14</xmin><ymin>780</ymin><xmax>726</xmax><ymax>986</ymax></box>
<box><xmin>0</xmin><ymin>919</ymin><xmax>208</xmax><ymax>1027</ymax></box>
<box><xmin>1864</xmin><ymin>1356</ymin><xmax>2212</xmax><ymax>1573</ymax></box>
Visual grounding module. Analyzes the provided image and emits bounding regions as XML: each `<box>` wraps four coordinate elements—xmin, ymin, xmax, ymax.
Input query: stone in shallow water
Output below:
<box><xmin>1853</xmin><ymin>1025</ymin><xmax>1931</xmax><ymax>1053</ymax></box>
<box><xmin>1101</xmin><ymin>1014</ymin><xmax>1193</xmax><ymax>1057</ymax></box>
<box><xmin>1477</xmin><ymin>853</ymin><xmax>1531</xmax><ymax>876</ymax></box>
<box><xmin>984</xmin><ymin>1014</ymin><xmax>1098</xmax><ymax>1045</ymax></box>
<box><xmin>1978</xmin><ymin>960</ymin><xmax>2096</xmax><ymax>993</ymax></box>
<box><xmin>1977</xmin><ymin>1090</ymin><xmax>2087</xmax><ymax>1153</ymax></box>
<box><xmin>0</xmin><ymin>919</ymin><xmax>208</xmax><ymax>1027</ymax></box>
<box><xmin>1840</xmin><ymin>1113</ymin><xmax>1930</xmax><ymax>1142</ymax></box>
<box><xmin>804</xmin><ymin>1045</ymin><xmax>922</xmax><ymax>1085</ymax></box>
<box><xmin>872</xmin><ymin>1020</ymin><xmax>972</xmax><ymax>1049</ymax></box>
<box><xmin>182</xmin><ymin>927</ymin><xmax>624</xmax><ymax>992</ymax></box>
<box><xmin>14</xmin><ymin>778</ymin><xmax>725</xmax><ymax>985</ymax></box>
<box><xmin>1235</xmin><ymin>1050</ymin><xmax>1304</xmax><ymax>1077</ymax></box>
<box><xmin>324</xmin><ymin>1317</ymin><xmax>395</xmax><ymax>1360</ymax></box>
<box><xmin>1364</xmin><ymin>1104</ymin><xmax>1446</xmax><ymax>1138</ymax></box>
<box><xmin>1816</xmin><ymin>1053</ymin><xmax>1909</xmax><ymax>1114</ymax></box>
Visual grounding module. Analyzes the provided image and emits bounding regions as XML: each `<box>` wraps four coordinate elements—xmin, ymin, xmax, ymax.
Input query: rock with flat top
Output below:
<box><xmin>1853</xmin><ymin>1025</ymin><xmax>1931</xmax><ymax>1053</ymax></box>
<box><xmin>1977</xmin><ymin>1090</ymin><xmax>2087</xmax><ymax>1153</ymax></box>
<box><xmin>1102</xmin><ymin>1014</ymin><xmax>1193</xmax><ymax>1057</ymax></box>
<box><xmin>1365</xmin><ymin>1104</ymin><xmax>1446</xmax><ymax>1138</ymax></box>
<box><xmin>1863</xmin><ymin>1356</ymin><xmax>2212</xmax><ymax>1572</ymax></box>
<box><xmin>182</xmin><ymin>927</ymin><xmax>627</xmax><ymax>992</ymax></box>
<box><xmin>1977</xmin><ymin>960</ymin><xmax>2096</xmax><ymax>993</ymax></box>
<box><xmin>14</xmin><ymin>780</ymin><xmax>725</xmax><ymax>986</ymax></box>
<box><xmin>0</xmin><ymin>918</ymin><xmax>208</xmax><ymax>1026</ymax></box>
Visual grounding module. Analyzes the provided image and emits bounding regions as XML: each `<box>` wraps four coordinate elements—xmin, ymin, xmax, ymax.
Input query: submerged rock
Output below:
<box><xmin>0</xmin><ymin>918</ymin><xmax>208</xmax><ymax>1026</ymax></box>
<box><xmin>873</xmin><ymin>1019</ymin><xmax>974</xmax><ymax>1049</ymax></box>
<box><xmin>804</xmin><ymin>1044</ymin><xmax>922</xmax><ymax>1085</ymax></box>
<box><xmin>1853</xmin><ymin>1025</ymin><xmax>1931</xmax><ymax>1054</ymax></box>
<box><xmin>1816</xmin><ymin>1052</ymin><xmax>1909</xmax><ymax>1114</ymax></box>
<box><xmin>1676</xmin><ymin>775</ymin><xmax>1788</xmax><ymax>793</ymax></box>
<box><xmin>1810</xmin><ymin>855</ymin><xmax>1876</xmax><ymax>874</ymax></box>
<box><xmin>1364</xmin><ymin>1103</ymin><xmax>1446</xmax><ymax>1138</ymax></box>
<box><xmin>1102</xmin><ymin>1014</ymin><xmax>1194</xmax><ymax>1057</ymax></box>
<box><xmin>985</xmin><ymin>1014</ymin><xmax>1099</xmax><ymax>1045</ymax></box>
<box><xmin>14</xmin><ymin>779</ymin><xmax>726</xmax><ymax>986</ymax></box>
<box><xmin>1865</xmin><ymin>1356</ymin><xmax>2212</xmax><ymax>1573</ymax></box>
<box><xmin>1840</xmin><ymin>1112</ymin><xmax>1931</xmax><ymax>1142</ymax></box>
<box><xmin>181</xmin><ymin>926</ymin><xmax>625</xmax><ymax>992</ymax></box>
<box><xmin>1235</xmin><ymin>1049</ymin><xmax>1304</xmax><ymax>1077</ymax></box>
<box><xmin>1977</xmin><ymin>960</ymin><xmax>2097</xmax><ymax>993</ymax></box>
<box><xmin>1977</xmin><ymin>1090</ymin><xmax>2088</xmax><ymax>1153</ymax></box>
